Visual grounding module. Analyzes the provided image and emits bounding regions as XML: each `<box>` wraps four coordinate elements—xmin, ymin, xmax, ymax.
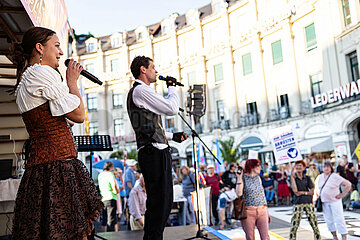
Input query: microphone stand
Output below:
<box><xmin>177</xmin><ymin>111</ymin><xmax>221</xmax><ymax>240</ymax></box>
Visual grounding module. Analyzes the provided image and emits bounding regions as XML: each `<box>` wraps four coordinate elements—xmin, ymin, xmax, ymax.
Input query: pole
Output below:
<box><xmin>183</xmin><ymin>113</ymin><xmax>212</xmax><ymax>240</ymax></box>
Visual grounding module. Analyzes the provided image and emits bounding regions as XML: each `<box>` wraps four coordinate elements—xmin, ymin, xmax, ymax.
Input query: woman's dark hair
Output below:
<box><xmin>130</xmin><ymin>55</ymin><xmax>153</xmax><ymax>79</ymax></box>
<box><xmin>229</xmin><ymin>162</ymin><xmax>237</xmax><ymax>169</ymax></box>
<box><xmin>244</xmin><ymin>159</ymin><xmax>260</xmax><ymax>173</ymax></box>
<box><xmin>323</xmin><ymin>162</ymin><xmax>334</xmax><ymax>173</ymax></box>
<box><xmin>9</xmin><ymin>27</ymin><xmax>56</xmax><ymax>94</ymax></box>
<box><xmin>104</xmin><ymin>161</ymin><xmax>114</xmax><ymax>171</ymax></box>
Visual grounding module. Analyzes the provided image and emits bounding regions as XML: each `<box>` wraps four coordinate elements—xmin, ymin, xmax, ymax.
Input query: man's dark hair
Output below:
<box><xmin>130</xmin><ymin>56</ymin><xmax>153</xmax><ymax>79</ymax></box>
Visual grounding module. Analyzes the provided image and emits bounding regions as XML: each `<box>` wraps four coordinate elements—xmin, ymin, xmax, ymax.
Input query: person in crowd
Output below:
<box><xmin>337</xmin><ymin>155</ymin><xmax>348</xmax><ymax>179</ymax></box>
<box><xmin>180</xmin><ymin>166</ymin><xmax>196</xmax><ymax>224</ymax></box>
<box><xmin>221</xmin><ymin>162</ymin><xmax>238</xmax><ymax>224</ymax></box>
<box><xmin>172</xmin><ymin>166</ymin><xmax>181</xmax><ymax>184</ymax></box>
<box><xmin>262</xmin><ymin>173</ymin><xmax>275</xmax><ymax>204</ymax></box>
<box><xmin>205</xmin><ymin>164</ymin><xmax>221</xmax><ymax>225</ymax></box>
<box><xmin>306</xmin><ymin>161</ymin><xmax>320</xmax><ymax>185</ymax></box>
<box><xmin>124</xmin><ymin>160</ymin><xmax>137</xmax><ymax>198</ymax></box>
<box><xmin>217</xmin><ymin>188</ymin><xmax>238</xmax><ymax>230</ymax></box>
<box><xmin>346</xmin><ymin>162</ymin><xmax>357</xmax><ymax>188</ymax></box>
<box><xmin>221</xmin><ymin>162</ymin><xmax>238</xmax><ymax>189</ymax></box>
<box><xmin>356</xmin><ymin>159</ymin><xmax>360</xmax><ymax>190</ymax></box>
<box><xmin>314</xmin><ymin>162</ymin><xmax>351</xmax><ymax>240</ymax></box>
<box><xmin>223</xmin><ymin>161</ymin><xmax>229</xmax><ymax>171</ymax></box>
<box><xmin>349</xmin><ymin>184</ymin><xmax>360</xmax><ymax>210</ymax></box>
<box><xmin>337</xmin><ymin>156</ymin><xmax>353</xmax><ymax>209</ymax></box>
<box><xmin>263</xmin><ymin>162</ymin><xmax>270</xmax><ymax>175</ymax></box>
<box><xmin>303</xmin><ymin>156</ymin><xmax>310</xmax><ymax>166</ymax></box>
<box><xmin>11</xmin><ymin>27</ymin><xmax>103</xmax><ymax>239</ymax></box>
<box><xmin>269</xmin><ymin>164</ymin><xmax>278</xmax><ymax>182</ymax></box>
<box><xmin>98</xmin><ymin>161</ymin><xmax>120</xmax><ymax>232</ymax></box>
<box><xmin>276</xmin><ymin>165</ymin><xmax>290</xmax><ymax>205</ymax></box>
<box><xmin>128</xmin><ymin>175</ymin><xmax>147</xmax><ymax>230</ymax></box>
<box><xmin>236</xmin><ymin>159</ymin><xmax>270</xmax><ymax>240</ymax></box>
<box><xmin>200</xmin><ymin>163</ymin><xmax>208</xmax><ymax>177</ymax></box>
<box><xmin>289</xmin><ymin>160</ymin><xmax>320</xmax><ymax>240</ymax></box>
<box><xmin>114</xmin><ymin>168</ymin><xmax>126</xmax><ymax>229</ymax></box>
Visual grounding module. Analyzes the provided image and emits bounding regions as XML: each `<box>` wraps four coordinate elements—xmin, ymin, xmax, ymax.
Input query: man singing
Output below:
<box><xmin>127</xmin><ymin>56</ymin><xmax>187</xmax><ymax>240</ymax></box>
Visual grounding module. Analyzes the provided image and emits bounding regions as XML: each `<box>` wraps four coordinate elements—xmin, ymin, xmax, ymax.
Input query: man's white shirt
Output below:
<box><xmin>132</xmin><ymin>79</ymin><xmax>179</xmax><ymax>149</ymax></box>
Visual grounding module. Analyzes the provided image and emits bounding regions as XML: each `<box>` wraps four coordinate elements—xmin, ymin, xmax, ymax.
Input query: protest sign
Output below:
<box><xmin>269</xmin><ymin>125</ymin><xmax>302</xmax><ymax>164</ymax></box>
<box><xmin>248</xmin><ymin>150</ymin><xmax>258</xmax><ymax>159</ymax></box>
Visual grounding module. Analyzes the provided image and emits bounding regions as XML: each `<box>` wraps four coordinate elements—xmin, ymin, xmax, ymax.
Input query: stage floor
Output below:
<box><xmin>96</xmin><ymin>225</ymin><xmax>220</xmax><ymax>240</ymax></box>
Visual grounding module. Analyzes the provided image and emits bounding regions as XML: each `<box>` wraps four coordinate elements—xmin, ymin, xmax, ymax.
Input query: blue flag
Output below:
<box><xmin>215</xmin><ymin>140</ymin><xmax>225</xmax><ymax>174</ymax></box>
<box><xmin>197</xmin><ymin>142</ymin><xmax>206</xmax><ymax>165</ymax></box>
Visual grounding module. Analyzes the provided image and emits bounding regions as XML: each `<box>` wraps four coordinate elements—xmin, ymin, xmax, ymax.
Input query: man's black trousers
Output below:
<box><xmin>211</xmin><ymin>193</ymin><xmax>219</xmax><ymax>222</ymax></box>
<box><xmin>138</xmin><ymin>145</ymin><xmax>173</xmax><ymax>240</ymax></box>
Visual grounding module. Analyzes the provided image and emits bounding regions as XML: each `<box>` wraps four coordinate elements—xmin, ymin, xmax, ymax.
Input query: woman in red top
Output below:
<box><xmin>276</xmin><ymin>165</ymin><xmax>291</xmax><ymax>205</ymax></box>
<box><xmin>205</xmin><ymin>165</ymin><xmax>221</xmax><ymax>225</ymax></box>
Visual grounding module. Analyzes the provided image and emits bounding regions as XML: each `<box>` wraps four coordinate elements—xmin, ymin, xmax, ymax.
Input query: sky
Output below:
<box><xmin>64</xmin><ymin>0</ymin><xmax>212</xmax><ymax>37</ymax></box>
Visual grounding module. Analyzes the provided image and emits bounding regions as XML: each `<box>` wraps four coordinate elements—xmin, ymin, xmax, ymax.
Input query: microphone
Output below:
<box><xmin>158</xmin><ymin>75</ymin><xmax>184</xmax><ymax>87</ymax></box>
<box><xmin>64</xmin><ymin>59</ymin><xmax>103</xmax><ymax>85</ymax></box>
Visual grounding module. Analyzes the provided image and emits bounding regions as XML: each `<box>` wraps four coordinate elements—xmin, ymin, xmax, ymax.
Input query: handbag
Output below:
<box><xmin>232</xmin><ymin>176</ymin><xmax>247</xmax><ymax>220</ymax></box>
<box><xmin>316</xmin><ymin>173</ymin><xmax>332</xmax><ymax>212</ymax></box>
<box><xmin>232</xmin><ymin>196</ymin><xmax>247</xmax><ymax>220</ymax></box>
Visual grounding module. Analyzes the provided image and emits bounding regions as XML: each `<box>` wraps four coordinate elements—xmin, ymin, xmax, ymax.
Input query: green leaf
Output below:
<box><xmin>218</xmin><ymin>136</ymin><xmax>241</xmax><ymax>163</ymax></box>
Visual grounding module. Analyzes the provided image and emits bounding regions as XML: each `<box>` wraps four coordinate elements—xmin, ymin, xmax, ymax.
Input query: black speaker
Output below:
<box><xmin>186</xmin><ymin>84</ymin><xmax>206</xmax><ymax>118</ymax></box>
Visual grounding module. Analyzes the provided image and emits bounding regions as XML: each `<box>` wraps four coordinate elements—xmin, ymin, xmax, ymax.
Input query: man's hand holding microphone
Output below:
<box><xmin>158</xmin><ymin>75</ymin><xmax>184</xmax><ymax>87</ymax></box>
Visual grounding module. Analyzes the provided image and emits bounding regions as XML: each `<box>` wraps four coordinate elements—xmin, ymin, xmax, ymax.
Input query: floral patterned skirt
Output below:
<box><xmin>12</xmin><ymin>159</ymin><xmax>104</xmax><ymax>240</ymax></box>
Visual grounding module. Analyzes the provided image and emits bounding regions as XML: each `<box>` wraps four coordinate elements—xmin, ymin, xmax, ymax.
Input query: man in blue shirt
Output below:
<box><xmin>262</xmin><ymin>173</ymin><xmax>275</xmax><ymax>203</ymax></box>
<box><xmin>125</xmin><ymin>160</ymin><xmax>137</xmax><ymax>198</ymax></box>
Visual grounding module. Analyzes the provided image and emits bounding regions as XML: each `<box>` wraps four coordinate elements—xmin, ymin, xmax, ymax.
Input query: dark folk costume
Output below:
<box><xmin>12</xmin><ymin>64</ymin><xmax>103</xmax><ymax>239</ymax></box>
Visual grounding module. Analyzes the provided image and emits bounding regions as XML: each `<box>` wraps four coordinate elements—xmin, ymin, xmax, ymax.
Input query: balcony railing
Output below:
<box><xmin>239</xmin><ymin>113</ymin><xmax>259</xmax><ymax>127</ymax></box>
<box><xmin>210</xmin><ymin>120</ymin><xmax>230</xmax><ymax>131</ymax></box>
<box><xmin>268</xmin><ymin>106</ymin><xmax>290</xmax><ymax>121</ymax></box>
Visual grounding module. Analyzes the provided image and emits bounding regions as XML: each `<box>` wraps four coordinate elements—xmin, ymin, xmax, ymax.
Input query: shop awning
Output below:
<box><xmin>299</xmin><ymin>137</ymin><xmax>333</xmax><ymax>154</ymax></box>
<box><xmin>258</xmin><ymin>137</ymin><xmax>333</xmax><ymax>155</ymax></box>
<box><xmin>258</xmin><ymin>145</ymin><xmax>273</xmax><ymax>153</ymax></box>
<box><xmin>311</xmin><ymin>137</ymin><xmax>334</xmax><ymax>153</ymax></box>
<box><xmin>240</xmin><ymin>136</ymin><xmax>263</xmax><ymax>150</ymax></box>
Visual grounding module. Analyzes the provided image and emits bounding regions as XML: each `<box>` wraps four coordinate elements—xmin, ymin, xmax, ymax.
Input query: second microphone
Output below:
<box><xmin>158</xmin><ymin>75</ymin><xmax>184</xmax><ymax>87</ymax></box>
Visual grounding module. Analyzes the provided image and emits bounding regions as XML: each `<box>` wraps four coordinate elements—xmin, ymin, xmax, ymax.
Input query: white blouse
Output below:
<box><xmin>15</xmin><ymin>64</ymin><xmax>80</xmax><ymax>116</ymax></box>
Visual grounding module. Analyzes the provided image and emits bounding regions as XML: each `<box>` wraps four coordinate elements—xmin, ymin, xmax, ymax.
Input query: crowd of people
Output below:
<box><xmin>169</xmin><ymin>154</ymin><xmax>360</xmax><ymax>240</ymax></box>
<box><xmin>93</xmin><ymin>150</ymin><xmax>360</xmax><ymax>240</ymax></box>
<box><xmin>98</xmin><ymin>159</ymin><xmax>147</xmax><ymax>232</ymax></box>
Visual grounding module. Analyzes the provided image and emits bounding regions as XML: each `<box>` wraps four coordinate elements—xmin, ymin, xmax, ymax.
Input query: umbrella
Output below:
<box><xmin>92</xmin><ymin>158</ymin><xmax>124</xmax><ymax>171</ymax></box>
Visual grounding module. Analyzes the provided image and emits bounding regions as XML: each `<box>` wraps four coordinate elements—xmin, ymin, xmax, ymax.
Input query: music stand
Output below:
<box><xmin>74</xmin><ymin>135</ymin><xmax>113</xmax><ymax>240</ymax></box>
<box><xmin>74</xmin><ymin>135</ymin><xmax>113</xmax><ymax>177</ymax></box>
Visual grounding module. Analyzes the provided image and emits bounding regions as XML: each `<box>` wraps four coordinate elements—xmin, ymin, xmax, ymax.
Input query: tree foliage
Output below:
<box><xmin>110</xmin><ymin>150</ymin><xmax>124</xmax><ymax>159</ymax></box>
<box><xmin>126</xmin><ymin>149</ymin><xmax>138</xmax><ymax>161</ymax></box>
<box><xmin>218</xmin><ymin>136</ymin><xmax>241</xmax><ymax>163</ymax></box>
<box><xmin>109</xmin><ymin>148</ymin><xmax>138</xmax><ymax>161</ymax></box>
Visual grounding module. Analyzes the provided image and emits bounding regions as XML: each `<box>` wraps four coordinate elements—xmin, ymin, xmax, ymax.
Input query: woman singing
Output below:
<box><xmin>10</xmin><ymin>27</ymin><xmax>103</xmax><ymax>240</ymax></box>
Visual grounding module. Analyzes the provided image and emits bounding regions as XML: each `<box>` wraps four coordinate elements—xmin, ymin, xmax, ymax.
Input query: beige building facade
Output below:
<box><xmin>71</xmin><ymin>0</ymin><xmax>360</xmax><ymax>165</ymax></box>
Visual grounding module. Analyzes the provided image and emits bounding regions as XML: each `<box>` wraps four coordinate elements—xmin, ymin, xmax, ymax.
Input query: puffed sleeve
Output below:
<box><xmin>25</xmin><ymin>64</ymin><xmax>80</xmax><ymax>116</ymax></box>
<box><xmin>43</xmin><ymin>84</ymin><xmax>81</xmax><ymax>116</ymax></box>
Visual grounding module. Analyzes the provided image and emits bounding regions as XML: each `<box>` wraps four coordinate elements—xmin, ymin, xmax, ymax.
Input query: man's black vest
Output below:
<box><xmin>127</xmin><ymin>81</ymin><xmax>167</xmax><ymax>149</ymax></box>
